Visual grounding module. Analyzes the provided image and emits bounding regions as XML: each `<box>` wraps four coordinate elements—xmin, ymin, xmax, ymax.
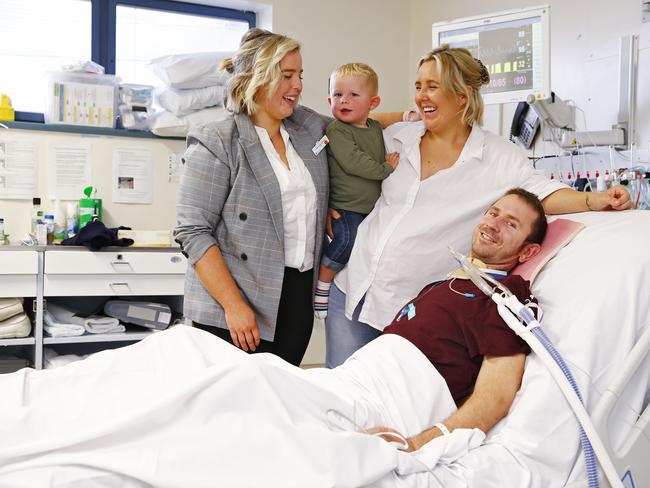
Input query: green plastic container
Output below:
<box><xmin>79</xmin><ymin>186</ymin><xmax>102</xmax><ymax>230</ymax></box>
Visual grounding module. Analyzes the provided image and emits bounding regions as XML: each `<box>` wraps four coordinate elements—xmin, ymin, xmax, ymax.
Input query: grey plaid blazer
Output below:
<box><xmin>174</xmin><ymin>106</ymin><xmax>330</xmax><ymax>341</ymax></box>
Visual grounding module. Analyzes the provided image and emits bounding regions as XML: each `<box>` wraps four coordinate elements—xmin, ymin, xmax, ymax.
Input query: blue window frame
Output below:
<box><xmin>16</xmin><ymin>0</ymin><xmax>255</xmax><ymax>123</ymax></box>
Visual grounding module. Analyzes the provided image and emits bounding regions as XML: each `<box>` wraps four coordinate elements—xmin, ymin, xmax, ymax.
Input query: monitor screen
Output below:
<box><xmin>432</xmin><ymin>6</ymin><xmax>550</xmax><ymax>104</ymax></box>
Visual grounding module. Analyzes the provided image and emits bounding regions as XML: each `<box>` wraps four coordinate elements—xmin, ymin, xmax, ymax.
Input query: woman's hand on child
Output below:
<box><xmin>326</xmin><ymin>208</ymin><xmax>341</xmax><ymax>239</ymax></box>
<box><xmin>386</xmin><ymin>152</ymin><xmax>400</xmax><ymax>170</ymax></box>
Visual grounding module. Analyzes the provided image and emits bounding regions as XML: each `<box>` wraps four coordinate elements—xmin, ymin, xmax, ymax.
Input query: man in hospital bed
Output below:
<box><xmin>0</xmin><ymin>188</ymin><xmax>554</xmax><ymax>488</ymax></box>
<box><xmin>369</xmin><ymin>187</ymin><xmax>545</xmax><ymax>452</ymax></box>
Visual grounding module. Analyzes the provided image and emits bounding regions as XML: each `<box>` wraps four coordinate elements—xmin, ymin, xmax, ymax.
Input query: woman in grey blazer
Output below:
<box><xmin>174</xmin><ymin>29</ymin><xmax>330</xmax><ymax>365</ymax></box>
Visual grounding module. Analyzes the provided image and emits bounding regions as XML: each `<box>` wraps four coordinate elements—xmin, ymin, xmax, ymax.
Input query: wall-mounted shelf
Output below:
<box><xmin>2</xmin><ymin>121</ymin><xmax>184</xmax><ymax>140</ymax></box>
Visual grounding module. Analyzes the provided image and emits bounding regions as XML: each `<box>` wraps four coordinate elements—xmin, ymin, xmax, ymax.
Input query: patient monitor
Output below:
<box><xmin>432</xmin><ymin>5</ymin><xmax>551</xmax><ymax>105</ymax></box>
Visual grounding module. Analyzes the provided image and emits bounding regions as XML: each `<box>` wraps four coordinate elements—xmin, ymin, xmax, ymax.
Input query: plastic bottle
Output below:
<box><xmin>0</xmin><ymin>218</ymin><xmax>5</xmax><ymax>245</ymax></box>
<box><xmin>44</xmin><ymin>214</ymin><xmax>55</xmax><ymax>245</ymax></box>
<box><xmin>65</xmin><ymin>201</ymin><xmax>78</xmax><ymax>238</ymax></box>
<box><xmin>36</xmin><ymin>221</ymin><xmax>47</xmax><ymax>246</ymax></box>
<box><xmin>79</xmin><ymin>186</ymin><xmax>102</xmax><ymax>230</ymax></box>
<box><xmin>31</xmin><ymin>197</ymin><xmax>43</xmax><ymax>235</ymax></box>
<box><xmin>596</xmin><ymin>171</ymin><xmax>606</xmax><ymax>192</ymax></box>
<box><xmin>53</xmin><ymin>199</ymin><xmax>66</xmax><ymax>244</ymax></box>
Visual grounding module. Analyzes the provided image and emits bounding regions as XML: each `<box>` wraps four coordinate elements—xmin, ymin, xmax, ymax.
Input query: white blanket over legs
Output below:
<box><xmin>0</xmin><ymin>326</ymin><xmax>482</xmax><ymax>488</ymax></box>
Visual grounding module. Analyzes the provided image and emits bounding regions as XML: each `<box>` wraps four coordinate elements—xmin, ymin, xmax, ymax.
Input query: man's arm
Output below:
<box><xmin>408</xmin><ymin>353</ymin><xmax>526</xmax><ymax>450</ymax></box>
<box><xmin>369</xmin><ymin>353</ymin><xmax>526</xmax><ymax>451</ymax></box>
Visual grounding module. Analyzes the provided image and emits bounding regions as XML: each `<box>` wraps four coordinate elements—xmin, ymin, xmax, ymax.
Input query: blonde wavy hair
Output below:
<box><xmin>330</xmin><ymin>62</ymin><xmax>379</xmax><ymax>95</ymax></box>
<box><xmin>418</xmin><ymin>45</ymin><xmax>490</xmax><ymax>126</ymax></box>
<box><xmin>220</xmin><ymin>28</ymin><xmax>301</xmax><ymax>115</ymax></box>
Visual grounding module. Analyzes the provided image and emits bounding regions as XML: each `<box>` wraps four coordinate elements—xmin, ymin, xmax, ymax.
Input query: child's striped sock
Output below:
<box><xmin>314</xmin><ymin>280</ymin><xmax>332</xmax><ymax>319</ymax></box>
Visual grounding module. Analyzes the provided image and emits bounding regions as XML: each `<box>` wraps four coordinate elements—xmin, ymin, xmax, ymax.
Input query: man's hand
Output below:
<box><xmin>588</xmin><ymin>185</ymin><xmax>631</xmax><ymax>211</ymax></box>
<box><xmin>366</xmin><ymin>426</ymin><xmax>417</xmax><ymax>452</ymax></box>
<box><xmin>224</xmin><ymin>302</ymin><xmax>260</xmax><ymax>352</ymax></box>
<box><xmin>386</xmin><ymin>152</ymin><xmax>400</xmax><ymax>171</ymax></box>
<box><xmin>326</xmin><ymin>208</ymin><xmax>341</xmax><ymax>240</ymax></box>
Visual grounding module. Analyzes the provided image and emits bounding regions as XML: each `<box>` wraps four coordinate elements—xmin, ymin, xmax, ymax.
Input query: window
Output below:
<box><xmin>116</xmin><ymin>5</ymin><xmax>249</xmax><ymax>87</ymax></box>
<box><xmin>1</xmin><ymin>0</ymin><xmax>254</xmax><ymax>122</ymax></box>
<box><xmin>0</xmin><ymin>0</ymin><xmax>92</xmax><ymax>114</ymax></box>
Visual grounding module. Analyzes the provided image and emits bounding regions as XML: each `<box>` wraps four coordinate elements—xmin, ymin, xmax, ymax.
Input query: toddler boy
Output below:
<box><xmin>315</xmin><ymin>63</ymin><xmax>399</xmax><ymax>318</ymax></box>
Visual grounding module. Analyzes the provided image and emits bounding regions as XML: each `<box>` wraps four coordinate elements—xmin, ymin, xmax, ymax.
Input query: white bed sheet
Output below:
<box><xmin>0</xmin><ymin>326</ymin><xmax>485</xmax><ymax>488</ymax></box>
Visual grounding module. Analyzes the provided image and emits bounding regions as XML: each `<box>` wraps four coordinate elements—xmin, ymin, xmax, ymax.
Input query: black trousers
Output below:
<box><xmin>194</xmin><ymin>267</ymin><xmax>314</xmax><ymax>366</ymax></box>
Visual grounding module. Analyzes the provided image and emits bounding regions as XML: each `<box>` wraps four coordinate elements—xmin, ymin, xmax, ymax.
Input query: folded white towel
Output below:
<box><xmin>47</xmin><ymin>303</ymin><xmax>125</xmax><ymax>335</ymax></box>
<box><xmin>0</xmin><ymin>312</ymin><xmax>31</xmax><ymax>339</ymax></box>
<box><xmin>43</xmin><ymin>310</ymin><xmax>85</xmax><ymax>337</ymax></box>
<box><xmin>0</xmin><ymin>298</ymin><xmax>24</xmax><ymax>322</ymax></box>
<box><xmin>83</xmin><ymin>316</ymin><xmax>125</xmax><ymax>335</ymax></box>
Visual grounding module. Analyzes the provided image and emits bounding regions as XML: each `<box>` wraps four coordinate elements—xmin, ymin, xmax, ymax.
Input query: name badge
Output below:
<box><xmin>406</xmin><ymin>303</ymin><xmax>416</xmax><ymax>320</ymax></box>
<box><xmin>312</xmin><ymin>135</ymin><xmax>329</xmax><ymax>156</ymax></box>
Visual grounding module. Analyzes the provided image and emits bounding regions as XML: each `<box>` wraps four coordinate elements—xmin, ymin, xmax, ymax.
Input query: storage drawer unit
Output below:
<box><xmin>0</xmin><ymin>251</ymin><xmax>39</xmax><ymax>297</ymax></box>
<box><xmin>44</xmin><ymin>250</ymin><xmax>187</xmax><ymax>297</ymax></box>
<box><xmin>44</xmin><ymin>274</ymin><xmax>185</xmax><ymax>296</ymax></box>
<box><xmin>45</xmin><ymin>250</ymin><xmax>186</xmax><ymax>275</ymax></box>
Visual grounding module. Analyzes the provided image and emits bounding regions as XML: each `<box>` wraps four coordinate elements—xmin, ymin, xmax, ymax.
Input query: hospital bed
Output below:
<box><xmin>427</xmin><ymin>209</ymin><xmax>650</xmax><ymax>488</ymax></box>
<box><xmin>0</xmin><ymin>210</ymin><xmax>648</xmax><ymax>487</ymax></box>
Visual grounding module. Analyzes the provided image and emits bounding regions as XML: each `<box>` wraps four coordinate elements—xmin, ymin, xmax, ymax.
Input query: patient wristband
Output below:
<box><xmin>434</xmin><ymin>422</ymin><xmax>450</xmax><ymax>436</ymax></box>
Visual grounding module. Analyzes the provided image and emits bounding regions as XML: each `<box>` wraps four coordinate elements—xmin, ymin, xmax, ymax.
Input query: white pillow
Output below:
<box><xmin>156</xmin><ymin>85</ymin><xmax>226</xmax><ymax>117</ymax></box>
<box><xmin>148</xmin><ymin>52</ymin><xmax>233</xmax><ymax>89</ymax></box>
<box><xmin>150</xmin><ymin>106</ymin><xmax>230</xmax><ymax>138</ymax></box>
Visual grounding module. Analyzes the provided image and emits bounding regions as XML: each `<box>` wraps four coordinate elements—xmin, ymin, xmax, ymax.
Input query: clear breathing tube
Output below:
<box><xmin>449</xmin><ymin>248</ymin><xmax>624</xmax><ymax>488</ymax></box>
<box><xmin>531</xmin><ymin>326</ymin><xmax>598</xmax><ymax>487</ymax></box>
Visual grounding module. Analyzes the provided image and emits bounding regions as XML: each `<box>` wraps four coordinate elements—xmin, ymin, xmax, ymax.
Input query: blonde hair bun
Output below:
<box><xmin>223</xmin><ymin>28</ymin><xmax>301</xmax><ymax>115</ymax></box>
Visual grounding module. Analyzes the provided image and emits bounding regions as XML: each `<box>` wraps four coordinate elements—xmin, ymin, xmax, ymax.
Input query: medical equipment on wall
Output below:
<box><xmin>103</xmin><ymin>300</ymin><xmax>172</xmax><ymax>330</ymax></box>
<box><xmin>432</xmin><ymin>6</ymin><xmax>551</xmax><ymax>105</ymax></box>
<box><xmin>448</xmin><ymin>247</ymin><xmax>626</xmax><ymax>488</ymax></box>
<box><xmin>526</xmin><ymin>35</ymin><xmax>639</xmax><ymax>151</ymax></box>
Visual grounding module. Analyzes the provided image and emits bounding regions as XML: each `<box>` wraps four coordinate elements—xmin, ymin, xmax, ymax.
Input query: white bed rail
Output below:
<box><xmin>591</xmin><ymin>323</ymin><xmax>650</xmax><ymax>488</ymax></box>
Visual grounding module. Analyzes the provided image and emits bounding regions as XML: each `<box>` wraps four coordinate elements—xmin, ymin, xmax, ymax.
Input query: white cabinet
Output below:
<box><xmin>44</xmin><ymin>250</ymin><xmax>185</xmax><ymax>296</ymax></box>
<box><xmin>0</xmin><ymin>247</ymin><xmax>186</xmax><ymax>369</ymax></box>
<box><xmin>0</xmin><ymin>249</ymin><xmax>39</xmax><ymax>365</ymax></box>
<box><xmin>0</xmin><ymin>250</ymin><xmax>39</xmax><ymax>298</ymax></box>
<box><xmin>45</xmin><ymin>250</ymin><xmax>186</xmax><ymax>275</ymax></box>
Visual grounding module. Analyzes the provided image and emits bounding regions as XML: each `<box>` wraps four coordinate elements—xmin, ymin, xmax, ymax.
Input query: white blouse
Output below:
<box><xmin>255</xmin><ymin>124</ymin><xmax>318</xmax><ymax>271</ymax></box>
<box><xmin>335</xmin><ymin>122</ymin><xmax>566</xmax><ymax>330</ymax></box>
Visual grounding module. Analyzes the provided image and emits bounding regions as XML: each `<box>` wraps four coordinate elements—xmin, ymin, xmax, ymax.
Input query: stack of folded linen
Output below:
<box><xmin>0</xmin><ymin>298</ymin><xmax>31</xmax><ymax>339</ymax></box>
<box><xmin>43</xmin><ymin>348</ymin><xmax>89</xmax><ymax>369</ymax></box>
<box><xmin>44</xmin><ymin>303</ymin><xmax>125</xmax><ymax>338</ymax></box>
<box><xmin>148</xmin><ymin>51</ymin><xmax>231</xmax><ymax>137</ymax></box>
